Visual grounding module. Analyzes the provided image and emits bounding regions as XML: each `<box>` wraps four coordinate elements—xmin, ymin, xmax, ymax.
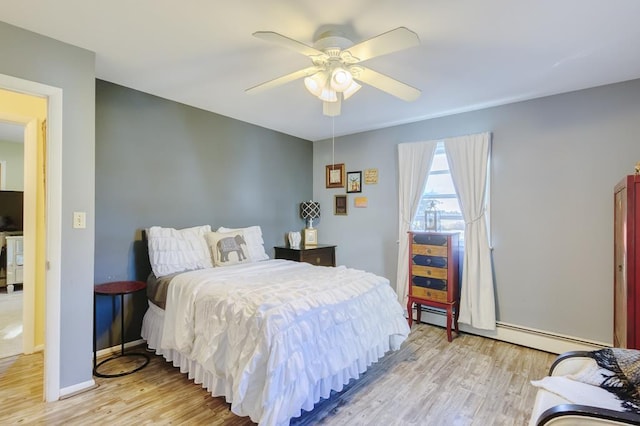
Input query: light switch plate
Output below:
<box><xmin>73</xmin><ymin>211</ymin><xmax>86</xmax><ymax>229</ymax></box>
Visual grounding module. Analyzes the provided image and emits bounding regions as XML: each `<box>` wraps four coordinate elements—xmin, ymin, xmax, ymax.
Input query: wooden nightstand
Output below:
<box><xmin>274</xmin><ymin>244</ymin><xmax>336</xmax><ymax>267</ymax></box>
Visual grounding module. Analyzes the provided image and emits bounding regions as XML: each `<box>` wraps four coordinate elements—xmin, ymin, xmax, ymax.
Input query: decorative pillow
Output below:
<box><xmin>205</xmin><ymin>231</ymin><xmax>251</xmax><ymax>267</ymax></box>
<box><xmin>147</xmin><ymin>225</ymin><xmax>213</xmax><ymax>277</ymax></box>
<box><xmin>217</xmin><ymin>225</ymin><xmax>269</xmax><ymax>262</ymax></box>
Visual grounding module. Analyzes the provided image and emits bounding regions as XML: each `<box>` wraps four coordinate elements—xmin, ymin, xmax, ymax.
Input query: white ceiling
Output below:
<box><xmin>1</xmin><ymin>0</ymin><xmax>640</xmax><ymax>141</ymax></box>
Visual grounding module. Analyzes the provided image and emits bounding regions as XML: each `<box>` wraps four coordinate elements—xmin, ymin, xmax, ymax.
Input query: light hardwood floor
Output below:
<box><xmin>0</xmin><ymin>289</ymin><xmax>22</xmax><ymax>358</ymax></box>
<box><xmin>0</xmin><ymin>324</ymin><xmax>555</xmax><ymax>425</ymax></box>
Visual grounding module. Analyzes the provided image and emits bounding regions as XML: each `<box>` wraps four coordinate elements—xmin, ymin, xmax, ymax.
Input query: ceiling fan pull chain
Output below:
<box><xmin>332</xmin><ymin>116</ymin><xmax>335</xmax><ymax>167</ymax></box>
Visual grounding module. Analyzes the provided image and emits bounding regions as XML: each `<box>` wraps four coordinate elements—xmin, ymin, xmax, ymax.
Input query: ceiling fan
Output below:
<box><xmin>246</xmin><ymin>26</ymin><xmax>421</xmax><ymax>116</ymax></box>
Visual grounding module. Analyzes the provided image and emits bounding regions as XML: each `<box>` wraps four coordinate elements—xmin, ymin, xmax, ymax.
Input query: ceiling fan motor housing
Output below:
<box><xmin>313</xmin><ymin>31</ymin><xmax>354</xmax><ymax>52</ymax></box>
<box><xmin>311</xmin><ymin>33</ymin><xmax>360</xmax><ymax>84</ymax></box>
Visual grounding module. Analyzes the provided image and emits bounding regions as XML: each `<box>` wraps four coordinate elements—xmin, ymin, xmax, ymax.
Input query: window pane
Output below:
<box><xmin>411</xmin><ymin>141</ymin><xmax>464</xmax><ymax>241</ymax></box>
<box><xmin>425</xmin><ymin>173</ymin><xmax>456</xmax><ymax>195</ymax></box>
<box><xmin>430</xmin><ymin>153</ymin><xmax>448</xmax><ymax>172</ymax></box>
<box><xmin>435</xmin><ymin>197</ymin><xmax>461</xmax><ymax>213</ymax></box>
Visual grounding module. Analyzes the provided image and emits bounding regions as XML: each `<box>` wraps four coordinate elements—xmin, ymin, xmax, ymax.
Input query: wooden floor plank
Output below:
<box><xmin>0</xmin><ymin>324</ymin><xmax>555</xmax><ymax>425</ymax></box>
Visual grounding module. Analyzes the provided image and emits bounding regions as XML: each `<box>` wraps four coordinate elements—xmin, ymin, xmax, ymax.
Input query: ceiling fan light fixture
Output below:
<box><xmin>342</xmin><ymin>80</ymin><xmax>362</xmax><ymax>100</ymax></box>
<box><xmin>304</xmin><ymin>72</ymin><xmax>327</xmax><ymax>97</ymax></box>
<box><xmin>318</xmin><ymin>87</ymin><xmax>337</xmax><ymax>102</ymax></box>
<box><xmin>330</xmin><ymin>67</ymin><xmax>353</xmax><ymax>92</ymax></box>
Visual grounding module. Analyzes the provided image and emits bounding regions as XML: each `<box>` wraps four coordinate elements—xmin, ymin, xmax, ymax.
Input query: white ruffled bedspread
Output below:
<box><xmin>148</xmin><ymin>259</ymin><xmax>409</xmax><ymax>425</ymax></box>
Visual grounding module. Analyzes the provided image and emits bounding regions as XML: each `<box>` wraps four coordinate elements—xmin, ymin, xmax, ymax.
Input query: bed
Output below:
<box><xmin>140</xmin><ymin>225</ymin><xmax>410</xmax><ymax>426</ymax></box>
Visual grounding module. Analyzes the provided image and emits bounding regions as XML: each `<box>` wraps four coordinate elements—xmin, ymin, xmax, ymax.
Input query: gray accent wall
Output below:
<box><xmin>313</xmin><ymin>78</ymin><xmax>640</xmax><ymax>345</ymax></box>
<box><xmin>94</xmin><ymin>80</ymin><xmax>312</xmax><ymax>348</ymax></box>
<box><xmin>0</xmin><ymin>21</ymin><xmax>96</xmax><ymax>388</ymax></box>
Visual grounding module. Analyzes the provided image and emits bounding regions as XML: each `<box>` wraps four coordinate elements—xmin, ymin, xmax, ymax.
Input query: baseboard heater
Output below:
<box><xmin>415</xmin><ymin>306</ymin><xmax>608</xmax><ymax>354</ymax></box>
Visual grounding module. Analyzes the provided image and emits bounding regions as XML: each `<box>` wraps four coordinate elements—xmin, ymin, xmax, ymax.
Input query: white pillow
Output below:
<box><xmin>217</xmin><ymin>225</ymin><xmax>269</xmax><ymax>262</ymax></box>
<box><xmin>147</xmin><ymin>225</ymin><xmax>213</xmax><ymax>277</ymax></box>
<box><xmin>205</xmin><ymin>231</ymin><xmax>251</xmax><ymax>267</ymax></box>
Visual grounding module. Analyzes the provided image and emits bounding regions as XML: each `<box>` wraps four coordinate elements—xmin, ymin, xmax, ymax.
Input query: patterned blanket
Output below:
<box><xmin>587</xmin><ymin>348</ymin><xmax>640</xmax><ymax>414</ymax></box>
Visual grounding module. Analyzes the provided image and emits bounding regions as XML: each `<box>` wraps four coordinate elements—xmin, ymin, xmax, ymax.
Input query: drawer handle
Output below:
<box><xmin>426</xmin><ymin>270</ymin><xmax>431</xmax><ymax>276</ymax></box>
<box><xmin>316</xmin><ymin>257</ymin><xmax>321</xmax><ymax>264</ymax></box>
<box><xmin>427</xmin><ymin>249</ymin><xmax>432</xmax><ymax>254</ymax></box>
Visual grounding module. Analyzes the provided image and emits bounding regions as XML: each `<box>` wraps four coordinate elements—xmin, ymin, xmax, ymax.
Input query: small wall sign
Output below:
<box><xmin>354</xmin><ymin>197</ymin><xmax>368</xmax><ymax>208</ymax></box>
<box><xmin>364</xmin><ymin>168</ymin><xmax>378</xmax><ymax>185</ymax></box>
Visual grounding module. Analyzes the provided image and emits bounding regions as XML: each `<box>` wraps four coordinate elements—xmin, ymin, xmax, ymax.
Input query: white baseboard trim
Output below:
<box><xmin>415</xmin><ymin>307</ymin><xmax>609</xmax><ymax>354</ymax></box>
<box><xmin>59</xmin><ymin>379</ymin><xmax>96</xmax><ymax>399</ymax></box>
<box><xmin>95</xmin><ymin>339</ymin><xmax>147</xmax><ymax>358</ymax></box>
<box><xmin>58</xmin><ymin>339</ymin><xmax>147</xmax><ymax>400</ymax></box>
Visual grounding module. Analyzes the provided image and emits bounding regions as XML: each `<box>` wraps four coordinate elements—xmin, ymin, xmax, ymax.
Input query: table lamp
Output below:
<box><xmin>300</xmin><ymin>200</ymin><xmax>320</xmax><ymax>245</ymax></box>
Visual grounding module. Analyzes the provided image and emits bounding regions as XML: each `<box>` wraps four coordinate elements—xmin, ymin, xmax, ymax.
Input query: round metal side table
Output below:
<box><xmin>93</xmin><ymin>280</ymin><xmax>149</xmax><ymax>378</ymax></box>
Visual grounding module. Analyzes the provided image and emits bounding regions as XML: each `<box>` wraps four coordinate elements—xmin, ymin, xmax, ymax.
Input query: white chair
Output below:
<box><xmin>530</xmin><ymin>351</ymin><xmax>640</xmax><ymax>425</ymax></box>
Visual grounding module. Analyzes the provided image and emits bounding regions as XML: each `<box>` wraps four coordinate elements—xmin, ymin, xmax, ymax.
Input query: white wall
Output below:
<box><xmin>0</xmin><ymin>139</ymin><xmax>24</xmax><ymax>190</ymax></box>
<box><xmin>313</xmin><ymin>78</ymin><xmax>640</xmax><ymax>345</ymax></box>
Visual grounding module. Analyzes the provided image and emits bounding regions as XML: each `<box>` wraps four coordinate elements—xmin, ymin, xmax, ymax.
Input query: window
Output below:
<box><xmin>411</xmin><ymin>141</ymin><xmax>465</xmax><ymax>239</ymax></box>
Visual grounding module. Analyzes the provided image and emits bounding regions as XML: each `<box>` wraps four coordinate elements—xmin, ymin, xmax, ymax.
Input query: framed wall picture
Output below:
<box><xmin>325</xmin><ymin>163</ymin><xmax>345</xmax><ymax>188</ymax></box>
<box><xmin>346</xmin><ymin>171</ymin><xmax>362</xmax><ymax>193</ymax></box>
<box><xmin>334</xmin><ymin>194</ymin><xmax>348</xmax><ymax>215</ymax></box>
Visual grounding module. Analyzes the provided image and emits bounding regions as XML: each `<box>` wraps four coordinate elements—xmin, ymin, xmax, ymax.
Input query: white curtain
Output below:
<box><xmin>396</xmin><ymin>141</ymin><xmax>437</xmax><ymax>306</ymax></box>
<box><xmin>444</xmin><ymin>132</ymin><xmax>495</xmax><ymax>330</ymax></box>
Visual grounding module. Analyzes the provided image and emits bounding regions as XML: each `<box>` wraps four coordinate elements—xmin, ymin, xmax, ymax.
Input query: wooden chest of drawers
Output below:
<box><xmin>614</xmin><ymin>175</ymin><xmax>640</xmax><ymax>348</ymax></box>
<box><xmin>407</xmin><ymin>231</ymin><xmax>460</xmax><ymax>342</ymax></box>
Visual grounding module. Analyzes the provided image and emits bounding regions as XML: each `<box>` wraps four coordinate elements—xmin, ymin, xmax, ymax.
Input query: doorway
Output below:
<box><xmin>0</xmin><ymin>73</ymin><xmax>63</xmax><ymax>402</ymax></box>
<box><xmin>0</xmin><ymin>121</ymin><xmax>26</xmax><ymax>358</ymax></box>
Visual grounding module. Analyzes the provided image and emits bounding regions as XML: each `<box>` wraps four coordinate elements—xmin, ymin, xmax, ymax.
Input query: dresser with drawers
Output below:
<box><xmin>407</xmin><ymin>231</ymin><xmax>460</xmax><ymax>342</ymax></box>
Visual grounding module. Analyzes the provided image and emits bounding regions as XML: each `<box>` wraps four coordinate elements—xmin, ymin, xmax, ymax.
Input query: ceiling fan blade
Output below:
<box><xmin>246</xmin><ymin>66</ymin><xmax>320</xmax><ymax>95</ymax></box>
<box><xmin>355</xmin><ymin>66</ymin><xmax>421</xmax><ymax>101</ymax></box>
<box><xmin>344</xmin><ymin>27</ymin><xmax>420</xmax><ymax>63</ymax></box>
<box><xmin>253</xmin><ymin>31</ymin><xmax>328</xmax><ymax>60</ymax></box>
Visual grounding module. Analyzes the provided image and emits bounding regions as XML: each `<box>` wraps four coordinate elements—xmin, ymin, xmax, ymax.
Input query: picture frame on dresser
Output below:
<box><xmin>303</xmin><ymin>228</ymin><xmax>318</xmax><ymax>245</ymax></box>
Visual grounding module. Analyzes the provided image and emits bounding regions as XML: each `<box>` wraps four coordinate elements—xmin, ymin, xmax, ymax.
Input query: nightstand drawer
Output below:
<box><xmin>300</xmin><ymin>249</ymin><xmax>334</xmax><ymax>266</ymax></box>
<box><xmin>274</xmin><ymin>245</ymin><xmax>336</xmax><ymax>267</ymax></box>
